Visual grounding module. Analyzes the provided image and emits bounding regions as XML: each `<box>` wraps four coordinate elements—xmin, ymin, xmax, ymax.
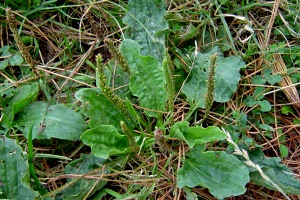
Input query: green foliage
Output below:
<box><xmin>0</xmin><ymin>46</ymin><xmax>24</xmax><ymax>69</ymax></box>
<box><xmin>279</xmin><ymin>144</ymin><xmax>289</xmax><ymax>158</ymax></box>
<box><xmin>1</xmin><ymin>82</ymin><xmax>39</xmax><ymax>129</ymax></box>
<box><xmin>123</xmin><ymin>0</ymin><xmax>168</xmax><ymax>61</ymax></box>
<box><xmin>56</xmin><ymin>154</ymin><xmax>108</xmax><ymax>199</ymax></box>
<box><xmin>0</xmin><ymin>137</ymin><xmax>40</xmax><ymax>199</ymax></box>
<box><xmin>182</xmin><ymin>46</ymin><xmax>246</xmax><ymax>109</ymax></box>
<box><xmin>245</xmin><ymin>68</ymin><xmax>282</xmax><ymax>112</ymax></box>
<box><xmin>170</xmin><ymin>121</ymin><xmax>226</xmax><ymax>148</ymax></box>
<box><xmin>80</xmin><ymin>125</ymin><xmax>130</xmax><ymax>159</ymax></box>
<box><xmin>177</xmin><ymin>146</ymin><xmax>250</xmax><ymax>199</ymax></box>
<box><xmin>14</xmin><ymin>101</ymin><xmax>86</xmax><ymax>140</ymax></box>
<box><xmin>248</xmin><ymin>149</ymin><xmax>300</xmax><ymax>194</ymax></box>
<box><xmin>75</xmin><ymin>88</ymin><xmax>133</xmax><ymax>132</ymax></box>
<box><xmin>163</xmin><ymin>49</ymin><xmax>175</xmax><ymax>113</ymax></box>
<box><xmin>119</xmin><ymin>39</ymin><xmax>168</xmax><ymax>118</ymax></box>
<box><xmin>2</xmin><ymin>0</ymin><xmax>300</xmax><ymax>199</ymax></box>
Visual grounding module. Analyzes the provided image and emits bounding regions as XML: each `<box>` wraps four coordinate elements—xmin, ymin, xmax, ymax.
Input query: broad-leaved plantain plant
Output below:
<box><xmin>3</xmin><ymin>0</ymin><xmax>299</xmax><ymax>199</ymax></box>
<box><xmin>75</xmin><ymin>0</ymin><xmax>300</xmax><ymax>199</ymax></box>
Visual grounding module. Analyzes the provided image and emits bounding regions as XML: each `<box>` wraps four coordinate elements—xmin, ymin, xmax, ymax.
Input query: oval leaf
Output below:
<box><xmin>81</xmin><ymin>125</ymin><xmax>130</xmax><ymax>159</ymax></box>
<box><xmin>177</xmin><ymin>150</ymin><xmax>249</xmax><ymax>199</ymax></box>
<box><xmin>123</xmin><ymin>0</ymin><xmax>168</xmax><ymax>61</ymax></box>
<box><xmin>170</xmin><ymin>121</ymin><xmax>226</xmax><ymax>148</ymax></box>
<box><xmin>120</xmin><ymin>39</ymin><xmax>167</xmax><ymax>118</ymax></box>
<box><xmin>14</xmin><ymin>101</ymin><xmax>86</xmax><ymax>140</ymax></box>
<box><xmin>9</xmin><ymin>53</ymin><xmax>24</xmax><ymax>66</ymax></box>
<box><xmin>182</xmin><ymin>46</ymin><xmax>246</xmax><ymax>109</ymax></box>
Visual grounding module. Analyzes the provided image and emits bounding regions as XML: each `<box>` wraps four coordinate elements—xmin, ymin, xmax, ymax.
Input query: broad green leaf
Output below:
<box><xmin>263</xmin><ymin>68</ymin><xmax>282</xmax><ymax>85</ymax></box>
<box><xmin>258</xmin><ymin>99</ymin><xmax>271</xmax><ymax>112</ymax></box>
<box><xmin>9</xmin><ymin>53</ymin><xmax>24</xmax><ymax>66</ymax></box>
<box><xmin>120</xmin><ymin>39</ymin><xmax>167</xmax><ymax>118</ymax></box>
<box><xmin>182</xmin><ymin>46</ymin><xmax>246</xmax><ymax>109</ymax></box>
<box><xmin>1</xmin><ymin>82</ymin><xmax>39</xmax><ymax>128</ymax></box>
<box><xmin>0</xmin><ymin>59</ymin><xmax>8</xmax><ymax>69</ymax></box>
<box><xmin>177</xmin><ymin>149</ymin><xmax>249</xmax><ymax>199</ymax></box>
<box><xmin>170</xmin><ymin>121</ymin><xmax>226</xmax><ymax>148</ymax></box>
<box><xmin>244</xmin><ymin>96</ymin><xmax>257</xmax><ymax>107</ymax></box>
<box><xmin>0</xmin><ymin>46</ymin><xmax>10</xmax><ymax>56</ymax></box>
<box><xmin>248</xmin><ymin>149</ymin><xmax>300</xmax><ymax>194</ymax></box>
<box><xmin>10</xmin><ymin>82</ymin><xmax>39</xmax><ymax>114</ymax></box>
<box><xmin>56</xmin><ymin>153</ymin><xmax>108</xmax><ymax>199</ymax></box>
<box><xmin>266</xmin><ymin>74</ymin><xmax>282</xmax><ymax>85</ymax></box>
<box><xmin>252</xmin><ymin>75</ymin><xmax>266</xmax><ymax>85</ymax></box>
<box><xmin>123</xmin><ymin>0</ymin><xmax>168</xmax><ymax>61</ymax></box>
<box><xmin>81</xmin><ymin>125</ymin><xmax>130</xmax><ymax>159</ymax></box>
<box><xmin>75</xmin><ymin>88</ymin><xmax>132</xmax><ymax>131</ymax></box>
<box><xmin>0</xmin><ymin>137</ymin><xmax>40</xmax><ymax>199</ymax></box>
<box><xmin>14</xmin><ymin>101</ymin><xmax>86</xmax><ymax>140</ymax></box>
<box><xmin>169</xmin><ymin>121</ymin><xmax>190</xmax><ymax>141</ymax></box>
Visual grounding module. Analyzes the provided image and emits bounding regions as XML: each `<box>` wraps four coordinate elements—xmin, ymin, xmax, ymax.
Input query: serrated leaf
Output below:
<box><xmin>170</xmin><ymin>121</ymin><xmax>226</xmax><ymax>148</ymax></box>
<box><xmin>123</xmin><ymin>0</ymin><xmax>168</xmax><ymax>61</ymax></box>
<box><xmin>182</xmin><ymin>46</ymin><xmax>245</xmax><ymax>109</ymax></box>
<box><xmin>9</xmin><ymin>53</ymin><xmax>24</xmax><ymax>66</ymax></box>
<box><xmin>0</xmin><ymin>137</ymin><xmax>40</xmax><ymax>199</ymax></box>
<box><xmin>258</xmin><ymin>99</ymin><xmax>271</xmax><ymax>112</ymax></box>
<box><xmin>177</xmin><ymin>150</ymin><xmax>249</xmax><ymax>199</ymax></box>
<box><xmin>75</xmin><ymin>88</ymin><xmax>132</xmax><ymax>131</ymax></box>
<box><xmin>120</xmin><ymin>39</ymin><xmax>167</xmax><ymax>118</ymax></box>
<box><xmin>248</xmin><ymin>149</ymin><xmax>300</xmax><ymax>194</ymax></box>
<box><xmin>14</xmin><ymin>101</ymin><xmax>86</xmax><ymax>140</ymax></box>
<box><xmin>56</xmin><ymin>154</ymin><xmax>108</xmax><ymax>199</ymax></box>
<box><xmin>81</xmin><ymin>125</ymin><xmax>130</xmax><ymax>159</ymax></box>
